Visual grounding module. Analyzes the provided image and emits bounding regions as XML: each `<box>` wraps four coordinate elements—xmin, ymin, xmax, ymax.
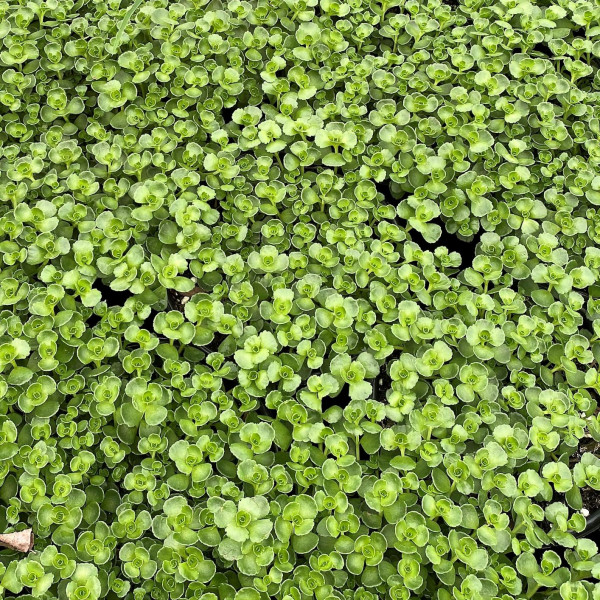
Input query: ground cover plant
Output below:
<box><xmin>1</xmin><ymin>0</ymin><xmax>600</xmax><ymax>599</ymax></box>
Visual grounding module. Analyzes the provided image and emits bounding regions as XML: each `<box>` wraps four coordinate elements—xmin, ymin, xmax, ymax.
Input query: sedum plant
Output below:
<box><xmin>0</xmin><ymin>0</ymin><xmax>600</xmax><ymax>599</ymax></box>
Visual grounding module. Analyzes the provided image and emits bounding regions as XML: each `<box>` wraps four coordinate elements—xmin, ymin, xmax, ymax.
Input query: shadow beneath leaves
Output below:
<box><xmin>407</xmin><ymin>216</ymin><xmax>482</xmax><ymax>268</ymax></box>
<box><xmin>94</xmin><ymin>278</ymin><xmax>134</xmax><ymax>307</ymax></box>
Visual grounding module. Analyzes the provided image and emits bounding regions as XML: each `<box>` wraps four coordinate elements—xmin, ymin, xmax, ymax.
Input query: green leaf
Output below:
<box><xmin>531</xmin><ymin>289</ymin><xmax>555</xmax><ymax>307</ymax></box>
<box><xmin>292</xmin><ymin>533</ymin><xmax>319</xmax><ymax>554</ymax></box>
<box><xmin>0</xmin><ymin>443</ymin><xmax>18</xmax><ymax>460</ymax></box>
<box><xmin>8</xmin><ymin>366</ymin><xmax>34</xmax><ymax>385</ymax></box>
<box><xmin>516</xmin><ymin>552</ymin><xmax>539</xmax><ymax>577</ymax></box>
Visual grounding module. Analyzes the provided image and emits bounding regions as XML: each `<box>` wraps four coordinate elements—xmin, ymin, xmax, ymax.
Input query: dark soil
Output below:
<box><xmin>167</xmin><ymin>285</ymin><xmax>205</xmax><ymax>312</ymax></box>
<box><xmin>581</xmin><ymin>487</ymin><xmax>600</xmax><ymax>513</ymax></box>
<box><xmin>570</xmin><ymin>439</ymin><xmax>600</xmax><ymax>466</ymax></box>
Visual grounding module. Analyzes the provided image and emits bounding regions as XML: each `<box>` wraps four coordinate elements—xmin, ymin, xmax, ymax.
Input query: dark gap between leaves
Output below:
<box><xmin>321</xmin><ymin>372</ymin><xmax>392</xmax><ymax>412</ymax></box>
<box><xmin>222</xmin><ymin>377</ymin><xmax>237</xmax><ymax>393</ymax></box>
<box><xmin>506</xmin><ymin>277</ymin><xmax>521</xmax><ymax>295</ymax></box>
<box><xmin>375</xmin><ymin>357</ymin><xmax>396</xmax><ymax>405</ymax></box>
<box><xmin>167</xmin><ymin>288</ymin><xmax>188</xmax><ymax>312</ymax></box>
<box><xmin>582</xmin><ymin>313</ymin><xmax>596</xmax><ymax>337</ymax></box>
<box><xmin>86</xmin><ymin>312</ymin><xmax>101</xmax><ymax>329</ymax></box>
<box><xmin>324</xmin><ymin>383</ymin><xmax>351</xmax><ymax>411</ymax></box>
<box><xmin>85</xmin><ymin>279</ymin><xmax>134</xmax><ymax>328</ymax></box>
<box><xmin>375</xmin><ymin>181</ymin><xmax>481</xmax><ymax>267</ymax></box>
<box><xmin>532</xmin><ymin>42</ymin><xmax>553</xmax><ymax>60</ymax></box>
<box><xmin>581</xmin><ymin>488</ymin><xmax>600</xmax><ymax>513</ymax></box>
<box><xmin>407</xmin><ymin>216</ymin><xmax>482</xmax><ymax>269</ymax></box>
<box><xmin>375</xmin><ymin>180</ymin><xmax>402</xmax><ymax>210</ymax></box>
<box><xmin>221</xmin><ymin>105</ymin><xmax>235</xmax><ymax>124</ymax></box>
<box><xmin>94</xmin><ymin>278</ymin><xmax>134</xmax><ymax>307</ymax></box>
<box><xmin>571</xmin><ymin>438</ymin><xmax>600</xmax><ymax>465</ymax></box>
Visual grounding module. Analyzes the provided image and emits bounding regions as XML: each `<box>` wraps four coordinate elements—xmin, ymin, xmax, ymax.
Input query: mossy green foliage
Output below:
<box><xmin>1</xmin><ymin>0</ymin><xmax>600</xmax><ymax>599</ymax></box>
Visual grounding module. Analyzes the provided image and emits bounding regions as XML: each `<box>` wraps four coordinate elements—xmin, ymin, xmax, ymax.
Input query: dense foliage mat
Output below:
<box><xmin>2</xmin><ymin>0</ymin><xmax>600</xmax><ymax>599</ymax></box>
